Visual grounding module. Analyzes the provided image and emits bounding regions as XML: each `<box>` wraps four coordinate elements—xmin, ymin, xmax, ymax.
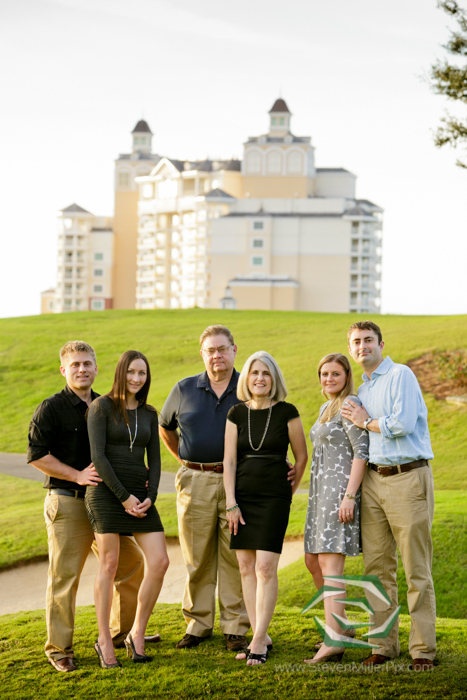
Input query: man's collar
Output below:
<box><xmin>362</xmin><ymin>356</ymin><xmax>393</xmax><ymax>382</ymax></box>
<box><xmin>64</xmin><ymin>383</ymin><xmax>98</xmax><ymax>405</ymax></box>
<box><xmin>197</xmin><ymin>368</ymin><xmax>239</xmax><ymax>391</ymax></box>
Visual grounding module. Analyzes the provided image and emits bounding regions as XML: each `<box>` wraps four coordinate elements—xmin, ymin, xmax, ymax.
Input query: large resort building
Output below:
<box><xmin>44</xmin><ymin>99</ymin><xmax>382</xmax><ymax>314</ymax></box>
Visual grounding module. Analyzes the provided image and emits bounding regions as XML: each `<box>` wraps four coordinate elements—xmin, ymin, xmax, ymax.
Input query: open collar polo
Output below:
<box><xmin>159</xmin><ymin>369</ymin><xmax>240</xmax><ymax>463</ymax></box>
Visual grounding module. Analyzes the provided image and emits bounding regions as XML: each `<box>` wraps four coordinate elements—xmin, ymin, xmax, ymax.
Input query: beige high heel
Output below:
<box><xmin>304</xmin><ymin>646</ymin><xmax>345</xmax><ymax>664</ymax></box>
<box><xmin>314</xmin><ymin>627</ymin><xmax>356</xmax><ymax>650</ymax></box>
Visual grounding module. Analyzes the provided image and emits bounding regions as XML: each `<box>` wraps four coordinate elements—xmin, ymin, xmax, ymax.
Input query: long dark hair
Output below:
<box><xmin>106</xmin><ymin>350</ymin><xmax>155</xmax><ymax>425</ymax></box>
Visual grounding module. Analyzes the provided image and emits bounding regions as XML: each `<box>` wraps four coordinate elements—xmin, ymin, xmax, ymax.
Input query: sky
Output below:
<box><xmin>1</xmin><ymin>0</ymin><xmax>466</xmax><ymax>318</ymax></box>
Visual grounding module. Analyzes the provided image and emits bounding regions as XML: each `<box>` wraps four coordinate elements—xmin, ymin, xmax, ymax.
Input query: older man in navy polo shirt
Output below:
<box><xmin>159</xmin><ymin>325</ymin><xmax>250</xmax><ymax>650</ymax></box>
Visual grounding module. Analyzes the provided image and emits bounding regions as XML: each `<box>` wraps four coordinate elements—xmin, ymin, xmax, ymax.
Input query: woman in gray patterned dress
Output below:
<box><xmin>303</xmin><ymin>353</ymin><xmax>369</xmax><ymax>664</ymax></box>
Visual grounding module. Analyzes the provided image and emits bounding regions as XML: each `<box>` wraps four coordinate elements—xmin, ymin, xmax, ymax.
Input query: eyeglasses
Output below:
<box><xmin>201</xmin><ymin>345</ymin><xmax>233</xmax><ymax>356</ymax></box>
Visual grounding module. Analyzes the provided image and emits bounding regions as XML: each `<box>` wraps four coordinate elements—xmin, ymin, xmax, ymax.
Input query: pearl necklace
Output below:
<box><xmin>127</xmin><ymin>406</ymin><xmax>138</xmax><ymax>452</ymax></box>
<box><xmin>247</xmin><ymin>401</ymin><xmax>273</xmax><ymax>452</ymax></box>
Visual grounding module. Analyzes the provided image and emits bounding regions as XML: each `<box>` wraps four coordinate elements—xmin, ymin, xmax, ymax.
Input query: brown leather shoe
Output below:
<box><xmin>410</xmin><ymin>658</ymin><xmax>434</xmax><ymax>671</ymax></box>
<box><xmin>225</xmin><ymin>634</ymin><xmax>248</xmax><ymax>651</ymax></box>
<box><xmin>175</xmin><ymin>634</ymin><xmax>206</xmax><ymax>649</ymax></box>
<box><xmin>48</xmin><ymin>657</ymin><xmax>77</xmax><ymax>672</ymax></box>
<box><xmin>362</xmin><ymin>654</ymin><xmax>392</xmax><ymax>667</ymax></box>
<box><xmin>144</xmin><ymin>634</ymin><xmax>162</xmax><ymax>644</ymax></box>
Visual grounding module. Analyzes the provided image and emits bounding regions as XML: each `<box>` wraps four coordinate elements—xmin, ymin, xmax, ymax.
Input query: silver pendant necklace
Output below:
<box><xmin>247</xmin><ymin>401</ymin><xmax>272</xmax><ymax>452</ymax></box>
<box><xmin>127</xmin><ymin>407</ymin><xmax>138</xmax><ymax>452</ymax></box>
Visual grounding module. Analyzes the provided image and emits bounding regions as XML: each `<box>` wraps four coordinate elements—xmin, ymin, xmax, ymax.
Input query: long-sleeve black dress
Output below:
<box><xmin>85</xmin><ymin>396</ymin><xmax>163</xmax><ymax>534</ymax></box>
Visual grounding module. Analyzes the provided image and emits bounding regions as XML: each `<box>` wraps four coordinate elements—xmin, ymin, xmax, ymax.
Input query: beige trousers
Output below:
<box><xmin>176</xmin><ymin>466</ymin><xmax>249</xmax><ymax>637</ymax></box>
<box><xmin>44</xmin><ymin>492</ymin><xmax>143</xmax><ymax>660</ymax></box>
<box><xmin>361</xmin><ymin>465</ymin><xmax>436</xmax><ymax>660</ymax></box>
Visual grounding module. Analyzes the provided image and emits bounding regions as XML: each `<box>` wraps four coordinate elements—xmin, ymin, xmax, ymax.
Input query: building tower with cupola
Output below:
<box><xmin>112</xmin><ymin>120</ymin><xmax>161</xmax><ymax>309</ymax></box>
<box><xmin>209</xmin><ymin>98</ymin><xmax>383</xmax><ymax>312</ymax></box>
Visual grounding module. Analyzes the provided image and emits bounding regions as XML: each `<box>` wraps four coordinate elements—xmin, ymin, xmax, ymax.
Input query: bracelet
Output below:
<box><xmin>345</xmin><ymin>493</ymin><xmax>355</xmax><ymax>500</ymax></box>
<box><xmin>226</xmin><ymin>504</ymin><xmax>239</xmax><ymax>513</ymax></box>
<box><xmin>363</xmin><ymin>417</ymin><xmax>372</xmax><ymax>430</ymax></box>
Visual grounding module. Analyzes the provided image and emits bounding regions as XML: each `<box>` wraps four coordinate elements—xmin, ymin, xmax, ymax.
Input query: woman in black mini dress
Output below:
<box><xmin>224</xmin><ymin>351</ymin><xmax>307</xmax><ymax>666</ymax></box>
<box><xmin>86</xmin><ymin>350</ymin><xmax>169</xmax><ymax>668</ymax></box>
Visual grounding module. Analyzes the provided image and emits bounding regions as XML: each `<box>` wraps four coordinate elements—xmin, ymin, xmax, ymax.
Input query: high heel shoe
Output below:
<box><xmin>124</xmin><ymin>633</ymin><xmax>152</xmax><ymax>663</ymax></box>
<box><xmin>94</xmin><ymin>641</ymin><xmax>121</xmax><ymax>669</ymax></box>
<box><xmin>304</xmin><ymin>646</ymin><xmax>345</xmax><ymax>664</ymax></box>
<box><xmin>314</xmin><ymin>627</ymin><xmax>356</xmax><ymax>650</ymax></box>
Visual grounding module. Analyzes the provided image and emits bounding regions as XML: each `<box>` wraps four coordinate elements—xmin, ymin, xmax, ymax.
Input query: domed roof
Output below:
<box><xmin>269</xmin><ymin>98</ymin><xmax>291</xmax><ymax>114</ymax></box>
<box><xmin>132</xmin><ymin>120</ymin><xmax>153</xmax><ymax>134</ymax></box>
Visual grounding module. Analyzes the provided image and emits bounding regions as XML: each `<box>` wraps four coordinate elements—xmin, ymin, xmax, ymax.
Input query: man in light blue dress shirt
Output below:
<box><xmin>344</xmin><ymin>320</ymin><xmax>436</xmax><ymax>672</ymax></box>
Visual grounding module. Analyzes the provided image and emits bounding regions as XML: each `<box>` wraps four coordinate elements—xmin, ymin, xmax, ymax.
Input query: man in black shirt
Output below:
<box><xmin>28</xmin><ymin>340</ymin><xmax>151</xmax><ymax>672</ymax></box>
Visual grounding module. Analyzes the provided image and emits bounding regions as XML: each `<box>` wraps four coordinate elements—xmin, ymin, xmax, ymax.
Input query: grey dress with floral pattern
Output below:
<box><xmin>304</xmin><ymin>396</ymin><xmax>369</xmax><ymax>556</ymax></box>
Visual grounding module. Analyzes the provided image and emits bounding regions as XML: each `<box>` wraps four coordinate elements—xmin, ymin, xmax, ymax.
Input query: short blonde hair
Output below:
<box><xmin>237</xmin><ymin>351</ymin><xmax>288</xmax><ymax>402</ymax></box>
<box><xmin>60</xmin><ymin>340</ymin><xmax>96</xmax><ymax>364</ymax></box>
<box><xmin>199</xmin><ymin>325</ymin><xmax>234</xmax><ymax>347</ymax></box>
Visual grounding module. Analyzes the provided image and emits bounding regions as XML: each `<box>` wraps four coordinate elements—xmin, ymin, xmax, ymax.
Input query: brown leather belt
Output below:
<box><xmin>369</xmin><ymin>459</ymin><xmax>428</xmax><ymax>477</ymax></box>
<box><xmin>182</xmin><ymin>460</ymin><xmax>224</xmax><ymax>473</ymax></box>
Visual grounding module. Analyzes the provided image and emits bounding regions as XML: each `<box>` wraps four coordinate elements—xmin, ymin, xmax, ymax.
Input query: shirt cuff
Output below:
<box><xmin>378</xmin><ymin>417</ymin><xmax>393</xmax><ymax>438</ymax></box>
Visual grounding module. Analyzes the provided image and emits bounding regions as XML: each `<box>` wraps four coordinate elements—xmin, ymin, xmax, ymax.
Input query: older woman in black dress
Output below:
<box><xmin>85</xmin><ymin>351</ymin><xmax>169</xmax><ymax>668</ymax></box>
<box><xmin>224</xmin><ymin>351</ymin><xmax>308</xmax><ymax>666</ymax></box>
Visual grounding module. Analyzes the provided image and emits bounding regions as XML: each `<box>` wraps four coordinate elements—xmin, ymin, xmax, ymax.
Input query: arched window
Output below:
<box><xmin>287</xmin><ymin>151</ymin><xmax>303</xmax><ymax>174</ymax></box>
<box><xmin>267</xmin><ymin>150</ymin><xmax>282</xmax><ymax>174</ymax></box>
<box><xmin>246</xmin><ymin>150</ymin><xmax>262</xmax><ymax>174</ymax></box>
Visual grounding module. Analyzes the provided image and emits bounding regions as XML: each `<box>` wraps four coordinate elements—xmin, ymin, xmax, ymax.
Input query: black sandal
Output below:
<box><xmin>247</xmin><ymin>651</ymin><xmax>268</xmax><ymax>665</ymax></box>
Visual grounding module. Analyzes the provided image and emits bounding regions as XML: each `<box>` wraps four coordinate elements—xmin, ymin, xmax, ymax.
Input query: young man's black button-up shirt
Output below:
<box><xmin>27</xmin><ymin>385</ymin><xmax>99</xmax><ymax>492</ymax></box>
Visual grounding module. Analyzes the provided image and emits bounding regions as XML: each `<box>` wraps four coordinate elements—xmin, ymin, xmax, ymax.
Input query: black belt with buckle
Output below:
<box><xmin>369</xmin><ymin>459</ymin><xmax>428</xmax><ymax>477</ymax></box>
<box><xmin>182</xmin><ymin>461</ymin><xmax>224</xmax><ymax>473</ymax></box>
<box><xmin>48</xmin><ymin>488</ymin><xmax>85</xmax><ymax>499</ymax></box>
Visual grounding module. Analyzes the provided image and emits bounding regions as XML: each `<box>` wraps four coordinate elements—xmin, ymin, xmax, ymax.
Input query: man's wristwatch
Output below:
<box><xmin>363</xmin><ymin>417</ymin><xmax>372</xmax><ymax>430</ymax></box>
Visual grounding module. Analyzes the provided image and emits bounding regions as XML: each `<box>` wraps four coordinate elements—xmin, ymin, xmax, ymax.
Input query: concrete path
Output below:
<box><xmin>0</xmin><ymin>452</ymin><xmax>176</xmax><ymax>492</ymax></box>
<box><xmin>0</xmin><ymin>540</ymin><xmax>304</xmax><ymax>616</ymax></box>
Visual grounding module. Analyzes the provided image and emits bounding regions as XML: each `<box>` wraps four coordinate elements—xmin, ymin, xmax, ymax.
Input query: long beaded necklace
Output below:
<box><xmin>247</xmin><ymin>400</ymin><xmax>273</xmax><ymax>451</ymax></box>
<box><xmin>127</xmin><ymin>407</ymin><xmax>138</xmax><ymax>452</ymax></box>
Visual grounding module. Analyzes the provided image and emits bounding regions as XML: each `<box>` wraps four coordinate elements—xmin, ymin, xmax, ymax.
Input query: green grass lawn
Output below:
<box><xmin>0</xmin><ymin>604</ymin><xmax>466</xmax><ymax>700</ymax></box>
<box><xmin>1</xmin><ymin>309</ymin><xmax>466</xmax><ymax>487</ymax></box>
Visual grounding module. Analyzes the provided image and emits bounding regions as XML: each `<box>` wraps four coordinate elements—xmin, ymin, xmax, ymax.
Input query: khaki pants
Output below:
<box><xmin>361</xmin><ymin>465</ymin><xmax>436</xmax><ymax>660</ymax></box>
<box><xmin>44</xmin><ymin>492</ymin><xmax>143</xmax><ymax>661</ymax></box>
<box><xmin>176</xmin><ymin>466</ymin><xmax>249</xmax><ymax>637</ymax></box>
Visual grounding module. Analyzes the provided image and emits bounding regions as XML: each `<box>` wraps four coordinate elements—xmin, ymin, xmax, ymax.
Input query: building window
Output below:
<box><xmin>252</xmin><ymin>221</ymin><xmax>264</xmax><ymax>231</ymax></box>
<box><xmin>252</xmin><ymin>256</ymin><xmax>264</xmax><ymax>266</ymax></box>
<box><xmin>117</xmin><ymin>171</ymin><xmax>130</xmax><ymax>188</ymax></box>
<box><xmin>94</xmin><ymin>269</ymin><xmax>103</xmax><ymax>277</ymax></box>
<box><xmin>91</xmin><ymin>300</ymin><xmax>104</xmax><ymax>310</ymax></box>
<box><xmin>252</xmin><ymin>238</ymin><xmax>264</xmax><ymax>248</ymax></box>
<box><xmin>93</xmin><ymin>285</ymin><xmax>103</xmax><ymax>293</ymax></box>
<box><xmin>246</xmin><ymin>151</ymin><xmax>261</xmax><ymax>174</ymax></box>
<box><xmin>267</xmin><ymin>150</ymin><xmax>282</xmax><ymax>174</ymax></box>
<box><xmin>94</xmin><ymin>252</ymin><xmax>104</xmax><ymax>261</ymax></box>
<box><xmin>287</xmin><ymin>150</ymin><xmax>303</xmax><ymax>174</ymax></box>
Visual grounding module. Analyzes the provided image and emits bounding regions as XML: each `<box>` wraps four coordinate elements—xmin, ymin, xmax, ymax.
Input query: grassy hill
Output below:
<box><xmin>1</xmin><ymin>309</ymin><xmax>466</xmax><ymax>487</ymax></box>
